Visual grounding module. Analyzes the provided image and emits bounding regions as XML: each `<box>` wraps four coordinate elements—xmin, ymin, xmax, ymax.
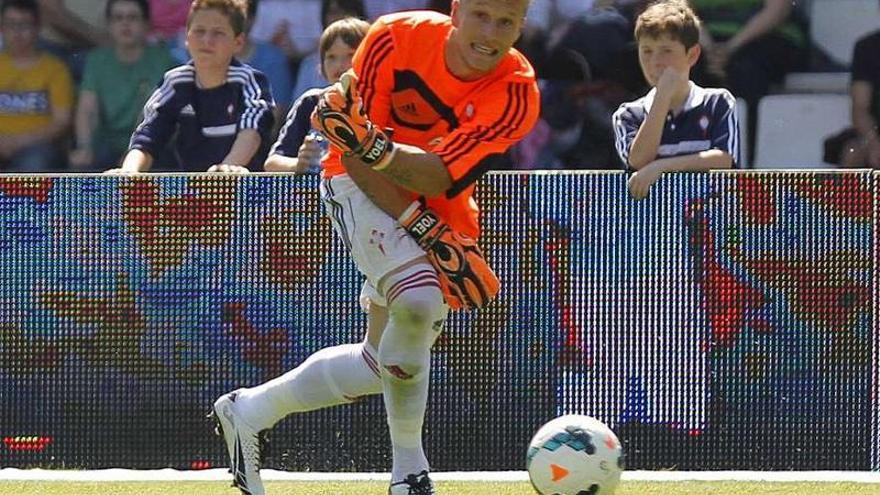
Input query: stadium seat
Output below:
<box><xmin>753</xmin><ymin>94</ymin><xmax>850</xmax><ymax>169</ymax></box>
<box><xmin>810</xmin><ymin>0</ymin><xmax>880</xmax><ymax>67</ymax></box>
<box><xmin>735</xmin><ymin>97</ymin><xmax>749</xmax><ymax>168</ymax></box>
<box><xmin>783</xmin><ymin>72</ymin><xmax>850</xmax><ymax>94</ymax></box>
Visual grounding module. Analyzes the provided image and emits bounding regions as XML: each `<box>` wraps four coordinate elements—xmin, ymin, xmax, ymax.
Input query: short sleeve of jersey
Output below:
<box><xmin>353</xmin><ymin>19</ymin><xmax>395</xmax><ymax>130</ymax></box>
<box><xmin>710</xmin><ymin>89</ymin><xmax>742</xmax><ymax>168</ymax></box>
<box><xmin>271</xmin><ymin>89</ymin><xmax>320</xmax><ymax>157</ymax></box>
<box><xmin>852</xmin><ymin>32</ymin><xmax>880</xmax><ymax>84</ymax></box>
<box><xmin>612</xmin><ymin>102</ymin><xmax>642</xmax><ymax>169</ymax></box>
<box><xmin>232</xmin><ymin>65</ymin><xmax>275</xmax><ymax>138</ymax></box>
<box><xmin>432</xmin><ymin>78</ymin><xmax>540</xmax><ymax>197</ymax></box>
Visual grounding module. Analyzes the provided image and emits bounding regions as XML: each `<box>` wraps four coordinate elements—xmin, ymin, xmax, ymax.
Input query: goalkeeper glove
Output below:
<box><xmin>399</xmin><ymin>201</ymin><xmax>500</xmax><ymax>311</ymax></box>
<box><xmin>310</xmin><ymin>71</ymin><xmax>396</xmax><ymax>170</ymax></box>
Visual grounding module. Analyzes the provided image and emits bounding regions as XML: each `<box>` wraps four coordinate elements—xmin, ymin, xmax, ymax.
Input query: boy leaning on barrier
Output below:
<box><xmin>612</xmin><ymin>0</ymin><xmax>740</xmax><ymax>200</ymax></box>
<box><xmin>107</xmin><ymin>0</ymin><xmax>275</xmax><ymax>174</ymax></box>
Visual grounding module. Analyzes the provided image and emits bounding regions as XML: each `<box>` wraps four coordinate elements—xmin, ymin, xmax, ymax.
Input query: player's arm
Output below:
<box><xmin>340</xmin><ymin>154</ymin><xmax>414</xmax><ymax>216</ymax></box>
<box><xmin>367</xmin><ymin>145</ymin><xmax>451</xmax><ymax>197</ymax></box>
<box><xmin>330</xmin><ymin>75</ymin><xmax>539</xmax><ymax>310</ymax></box>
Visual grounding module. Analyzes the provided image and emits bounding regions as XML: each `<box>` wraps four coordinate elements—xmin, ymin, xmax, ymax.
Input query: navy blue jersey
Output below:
<box><xmin>270</xmin><ymin>87</ymin><xmax>321</xmax><ymax>157</ymax></box>
<box><xmin>613</xmin><ymin>83</ymin><xmax>741</xmax><ymax>169</ymax></box>
<box><xmin>130</xmin><ymin>59</ymin><xmax>275</xmax><ymax>171</ymax></box>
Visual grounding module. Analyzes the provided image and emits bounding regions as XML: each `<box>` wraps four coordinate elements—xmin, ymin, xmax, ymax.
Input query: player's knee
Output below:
<box><xmin>377</xmin><ymin>347</ymin><xmax>429</xmax><ymax>383</ymax></box>
<box><xmin>387</xmin><ymin>284</ymin><xmax>446</xmax><ymax>331</ymax></box>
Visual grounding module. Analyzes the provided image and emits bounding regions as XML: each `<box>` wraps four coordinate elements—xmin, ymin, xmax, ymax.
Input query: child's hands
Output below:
<box><xmin>627</xmin><ymin>163</ymin><xmax>664</xmax><ymax>200</ymax></box>
<box><xmin>655</xmin><ymin>67</ymin><xmax>689</xmax><ymax>102</ymax></box>
<box><xmin>207</xmin><ymin>164</ymin><xmax>250</xmax><ymax>174</ymax></box>
<box><xmin>297</xmin><ymin>135</ymin><xmax>323</xmax><ymax>165</ymax></box>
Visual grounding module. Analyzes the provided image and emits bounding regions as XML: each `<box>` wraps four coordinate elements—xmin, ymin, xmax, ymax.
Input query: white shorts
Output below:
<box><xmin>320</xmin><ymin>174</ymin><xmax>426</xmax><ymax>308</ymax></box>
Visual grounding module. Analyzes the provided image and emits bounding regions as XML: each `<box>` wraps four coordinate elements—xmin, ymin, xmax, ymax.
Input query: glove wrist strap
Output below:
<box><xmin>400</xmin><ymin>203</ymin><xmax>443</xmax><ymax>248</ymax></box>
<box><xmin>370</xmin><ymin>143</ymin><xmax>397</xmax><ymax>171</ymax></box>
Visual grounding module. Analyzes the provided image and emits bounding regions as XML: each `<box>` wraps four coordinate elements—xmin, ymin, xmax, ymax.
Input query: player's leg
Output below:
<box><xmin>212</xmin><ymin>176</ymin><xmax>395</xmax><ymax>495</ymax></box>
<box><xmin>375</xmin><ymin>260</ymin><xmax>448</xmax><ymax>494</ymax></box>
<box><xmin>212</xmin><ymin>304</ymin><xmax>385</xmax><ymax>495</ymax></box>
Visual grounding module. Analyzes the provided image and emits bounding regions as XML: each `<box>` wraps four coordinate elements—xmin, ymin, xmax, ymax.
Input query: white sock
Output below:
<box><xmin>235</xmin><ymin>341</ymin><xmax>383</xmax><ymax>431</ymax></box>
<box><xmin>377</xmin><ymin>265</ymin><xmax>447</xmax><ymax>481</ymax></box>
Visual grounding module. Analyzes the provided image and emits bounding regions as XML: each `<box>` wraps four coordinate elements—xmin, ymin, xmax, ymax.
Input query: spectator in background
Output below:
<box><xmin>509</xmin><ymin>0</ymin><xmax>641</xmax><ymax>169</ymax></box>
<box><xmin>148</xmin><ymin>0</ymin><xmax>190</xmax><ymax>43</ymax></box>
<box><xmin>239</xmin><ymin>0</ymin><xmax>293</xmax><ymax>113</ymax></box>
<box><xmin>249</xmin><ymin>0</ymin><xmax>323</xmax><ymax>82</ymax></box>
<box><xmin>37</xmin><ymin>0</ymin><xmax>110</xmax><ymax>78</ymax></box>
<box><xmin>362</xmin><ymin>0</ymin><xmax>425</xmax><ymax>19</ymax></box>
<box><xmin>69</xmin><ymin>0</ymin><xmax>175</xmax><ymax>171</ymax></box>
<box><xmin>0</xmin><ymin>0</ymin><xmax>73</xmax><ymax>173</ymax></box>
<box><xmin>107</xmin><ymin>0</ymin><xmax>275</xmax><ymax>173</ymax></box>
<box><xmin>291</xmin><ymin>0</ymin><xmax>365</xmax><ymax>102</ymax></box>
<box><xmin>691</xmin><ymin>0</ymin><xmax>808</xmax><ymax>163</ymax></box>
<box><xmin>824</xmin><ymin>26</ymin><xmax>880</xmax><ymax>169</ymax></box>
<box><xmin>613</xmin><ymin>0</ymin><xmax>739</xmax><ymax>199</ymax></box>
<box><xmin>265</xmin><ymin>16</ymin><xmax>369</xmax><ymax>173</ymax></box>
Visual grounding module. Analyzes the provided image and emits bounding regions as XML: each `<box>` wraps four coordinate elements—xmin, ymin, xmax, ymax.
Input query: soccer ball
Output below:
<box><xmin>526</xmin><ymin>415</ymin><xmax>623</xmax><ymax>495</ymax></box>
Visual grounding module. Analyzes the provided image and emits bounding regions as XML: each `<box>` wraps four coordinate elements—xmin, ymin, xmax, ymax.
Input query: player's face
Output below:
<box><xmin>185</xmin><ymin>9</ymin><xmax>245</xmax><ymax>70</ymax></box>
<box><xmin>107</xmin><ymin>0</ymin><xmax>148</xmax><ymax>48</ymax></box>
<box><xmin>0</xmin><ymin>7</ymin><xmax>39</xmax><ymax>57</ymax></box>
<box><xmin>448</xmin><ymin>0</ymin><xmax>527</xmax><ymax>80</ymax></box>
<box><xmin>637</xmin><ymin>34</ymin><xmax>699</xmax><ymax>87</ymax></box>
<box><xmin>321</xmin><ymin>37</ymin><xmax>357</xmax><ymax>84</ymax></box>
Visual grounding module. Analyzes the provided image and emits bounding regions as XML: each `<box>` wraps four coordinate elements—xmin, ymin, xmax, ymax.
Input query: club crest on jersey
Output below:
<box><xmin>464</xmin><ymin>102</ymin><xmax>475</xmax><ymax>120</ymax></box>
<box><xmin>699</xmin><ymin>115</ymin><xmax>710</xmax><ymax>135</ymax></box>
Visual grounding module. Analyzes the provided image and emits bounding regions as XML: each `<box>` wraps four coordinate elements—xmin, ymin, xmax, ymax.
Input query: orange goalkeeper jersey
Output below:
<box><xmin>322</xmin><ymin>10</ymin><xmax>540</xmax><ymax>239</ymax></box>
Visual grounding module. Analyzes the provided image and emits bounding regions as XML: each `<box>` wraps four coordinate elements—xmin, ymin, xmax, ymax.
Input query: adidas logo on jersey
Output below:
<box><xmin>181</xmin><ymin>104</ymin><xmax>195</xmax><ymax>116</ymax></box>
<box><xmin>399</xmin><ymin>102</ymin><xmax>419</xmax><ymax>116</ymax></box>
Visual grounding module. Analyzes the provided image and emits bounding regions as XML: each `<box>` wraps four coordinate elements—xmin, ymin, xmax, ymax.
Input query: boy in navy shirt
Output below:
<box><xmin>613</xmin><ymin>0</ymin><xmax>740</xmax><ymax>200</ymax></box>
<box><xmin>109</xmin><ymin>0</ymin><xmax>275</xmax><ymax>173</ymax></box>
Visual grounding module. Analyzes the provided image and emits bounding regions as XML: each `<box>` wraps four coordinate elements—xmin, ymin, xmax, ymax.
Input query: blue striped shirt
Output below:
<box><xmin>130</xmin><ymin>59</ymin><xmax>275</xmax><ymax>171</ymax></box>
<box><xmin>613</xmin><ymin>83</ymin><xmax>741</xmax><ymax>170</ymax></box>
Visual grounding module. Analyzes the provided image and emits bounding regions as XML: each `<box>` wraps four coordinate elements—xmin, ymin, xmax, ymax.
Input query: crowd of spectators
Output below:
<box><xmin>0</xmin><ymin>0</ymin><xmax>877</xmax><ymax>172</ymax></box>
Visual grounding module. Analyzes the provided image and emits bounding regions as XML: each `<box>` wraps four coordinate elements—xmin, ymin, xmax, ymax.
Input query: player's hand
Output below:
<box><xmin>399</xmin><ymin>201</ymin><xmax>500</xmax><ymax>311</ymax></box>
<box><xmin>627</xmin><ymin>163</ymin><xmax>663</xmax><ymax>200</ymax></box>
<box><xmin>310</xmin><ymin>71</ymin><xmax>396</xmax><ymax>169</ymax></box>
<box><xmin>207</xmin><ymin>164</ymin><xmax>250</xmax><ymax>174</ymax></box>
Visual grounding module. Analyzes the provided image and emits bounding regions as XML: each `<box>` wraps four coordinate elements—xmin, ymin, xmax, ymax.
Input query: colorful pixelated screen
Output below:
<box><xmin>0</xmin><ymin>172</ymin><xmax>875</xmax><ymax>471</ymax></box>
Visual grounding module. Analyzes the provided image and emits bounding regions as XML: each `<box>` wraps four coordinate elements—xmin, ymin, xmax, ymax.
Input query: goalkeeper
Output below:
<box><xmin>213</xmin><ymin>2</ymin><xmax>538</xmax><ymax>494</ymax></box>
